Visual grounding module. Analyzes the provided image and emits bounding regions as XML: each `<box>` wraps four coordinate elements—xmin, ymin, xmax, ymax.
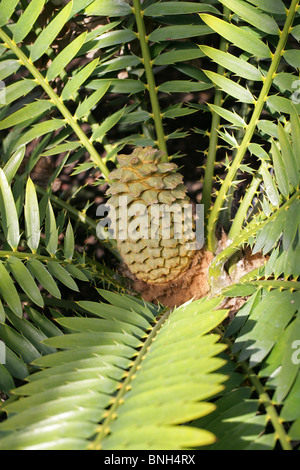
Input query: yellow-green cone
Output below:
<box><xmin>106</xmin><ymin>147</ymin><xmax>196</xmax><ymax>284</ymax></box>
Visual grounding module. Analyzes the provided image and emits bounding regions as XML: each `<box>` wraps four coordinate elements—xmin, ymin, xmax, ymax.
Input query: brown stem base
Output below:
<box><xmin>121</xmin><ymin>248</ymin><xmax>214</xmax><ymax>308</ymax></box>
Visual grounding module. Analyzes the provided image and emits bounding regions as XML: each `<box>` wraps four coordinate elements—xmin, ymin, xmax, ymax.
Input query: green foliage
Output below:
<box><xmin>0</xmin><ymin>0</ymin><xmax>299</xmax><ymax>451</ymax></box>
<box><xmin>0</xmin><ymin>297</ymin><xmax>228</xmax><ymax>450</ymax></box>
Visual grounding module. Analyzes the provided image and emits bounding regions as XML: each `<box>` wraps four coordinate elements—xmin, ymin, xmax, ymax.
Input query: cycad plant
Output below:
<box><xmin>0</xmin><ymin>0</ymin><xmax>299</xmax><ymax>450</ymax></box>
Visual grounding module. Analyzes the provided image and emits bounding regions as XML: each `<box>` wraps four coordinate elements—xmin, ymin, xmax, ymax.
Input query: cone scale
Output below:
<box><xmin>106</xmin><ymin>147</ymin><xmax>196</xmax><ymax>285</ymax></box>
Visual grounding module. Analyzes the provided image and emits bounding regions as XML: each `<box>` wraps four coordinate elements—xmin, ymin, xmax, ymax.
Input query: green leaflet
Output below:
<box><xmin>144</xmin><ymin>2</ymin><xmax>219</xmax><ymax>16</ymax></box>
<box><xmin>30</xmin><ymin>2</ymin><xmax>73</xmax><ymax>63</ymax></box>
<box><xmin>4</xmin><ymin>345</ymin><xmax>28</xmax><ymax>381</ymax></box>
<box><xmin>26</xmin><ymin>258</ymin><xmax>61</xmax><ymax>299</ymax></box>
<box><xmin>75</xmin><ymin>82</ymin><xmax>110</xmax><ymax>120</ymax></box>
<box><xmin>260</xmin><ymin>163</ymin><xmax>280</xmax><ymax>207</ymax></box>
<box><xmin>278</xmin><ymin>123</ymin><xmax>299</xmax><ymax>188</ymax></box>
<box><xmin>281</xmin><ymin>374</ymin><xmax>300</xmax><ymax>422</ymax></box>
<box><xmin>282</xmin><ymin>200</ymin><xmax>300</xmax><ymax>251</ymax></box>
<box><xmin>42</xmin><ymin>141</ymin><xmax>81</xmax><ymax>157</ymax></box>
<box><xmin>46</xmin><ymin>32</ymin><xmax>87</xmax><ymax>82</ymax></box>
<box><xmin>45</xmin><ymin>201</ymin><xmax>58</xmax><ymax>256</ymax></box>
<box><xmin>25</xmin><ymin>178</ymin><xmax>40</xmax><ymax>253</ymax></box>
<box><xmin>162</xmin><ymin>104</ymin><xmax>198</xmax><ymax>119</ymax></box>
<box><xmin>119</xmin><ymin>110</ymin><xmax>152</xmax><ymax>125</ymax></box>
<box><xmin>85</xmin><ymin>29</ymin><xmax>136</xmax><ymax>50</ymax></box>
<box><xmin>61</xmin><ymin>59</ymin><xmax>99</xmax><ymax>102</ymax></box>
<box><xmin>200</xmin><ymin>14</ymin><xmax>271</xmax><ymax>58</ymax></box>
<box><xmin>0</xmin><ymin>260</ymin><xmax>22</xmax><ymax>317</ymax></box>
<box><xmin>154</xmin><ymin>46</ymin><xmax>205</xmax><ymax>66</ymax></box>
<box><xmin>203</xmin><ymin>70</ymin><xmax>254</xmax><ymax>104</ymax></box>
<box><xmin>69</xmin><ymin>0</ymin><xmax>94</xmax><ymax>17</ymax></box>
<box><xmin>84</xmin><ymin>0</ymin><xmax>132</xmax><ymax>16</ymax></box>
<box><xmin>149</xmin><ymin>25</ymin><xmax>212</xmax><ymax>42</ymax></box>
<box><xmin>4</xmin><ymin>308</ymin><xmax>54</xmax><ymax>356</ymax></box>
<box><xmin>46</xmin><ymin>261</ymin><xmax>79</xmax><ymax>292</ymax></box>
<box><xmin>56</xmin><ymin>316</ymin><xmax>144</xmax><ymax>338</ymax></box>
<box><xmin>15</xmin><ymin>119</ymin><xmax>66</xmax><ymax>149</ymax></box>
<box><xmin>13</xmin><ymin>0</ymin><xmax>45</xmax><ymax>44</ymax></box>
<box><xmin>95</xmin><ymin>55</ymin><xmax>141</xmax><ymax>76</ymax></box>
<box><xmin>97</xmin><ymin>289</ymin><xmax>158</xmax><ymax>320</ymax></box>
<box><xmin>270</xmin><ymin>140</ymin><xmax>289</xmax><ymax>198</ymax></box>
<box><xmin>257</xmin><ymin>120</ymin><xmax>279</xmax><ymax>138</ymax></box>
<box><xmin>0</xmin><ymin>299</ymin><xmax>5</xmax><ymax>323</ymax></box>
<box><xmin>200</xmin><ymin>46</ymin><xmax>262</xmax><ymax>81</ymax></box>
<box><xmin>12</xmin><ymin>175</ymin><xmax>25</xmax><ymax>219</ymax></box>
<box><xmin>3</xmin><ymin>80</ymin><xmax>38</xmax><ymax>106</ymax></box>
<box><xmin>0</xmin><ymin>59</ymin><xmax>20</xmax><ymax>81</ymax></box>
<box><xmin>289</xmin><ymin>418</ymin><xmax>300</xmax><ymax>441</ymax></box>
<box><xmin>283</xmin><ymin>49</ymin><xmax>300</xmax><ymax>70</ymax></box>
<box><xmin>43</xmin><ymin>330</ymin><xmax>141</xmax><ymax>350</ymax></box>
<box><xmin>0</xmin><ymin>0</ymin><xmax>19</xmax><ymax>27</ymax></box>
<box><xmin>207</xmin><ymin>104</ymin><xmax>246</xmax><ymax>127</ymax></box>
<box><xmin>0</xmin><ymin>101</ymin><xmax>53</xmax><ymax>130</ymax></box>
<box><xmin>64</xmin><ymin>264</ymin><xmax>89</xmax><ymax>282</ymax></box>
<box><xmin>266</xmin><ymin>95</ymin><xmax>300</xmax><ymax>115</ymax></box>
<box><xmin>0</xmin><ymin>168</ymin><xmax>20</xmax><ymax>250</ymax></box>
<box><xmin>0</xmin><ymin>322</ymin><xmax>40</xmax><ymax>364</ymax></box>
<box><xmin>158</xmin><ymin>80</ymin><xmax>213</xmax><ymax>93</ymax></box>
<box><xmin>91</xmin><ymin>108</ymin><xmax>125</xmax><ymax>143</ymax></box>
<box><xmin>3</xmin><ymin>146</ymin><xmax>25</xmax><ymax>183</ymax></box>
<box><xmin>7</xmin><ymin>257</ymin><xmax>44</xmax><ymax>308</ymax></box>
<box><xmin>88</xmin><ymin>78</ymin><xmax>145</xmax><ymax>94</ymax></box>
<box><xmin>291</xmin><ymin>24</ymin><xmax>300</xmax><ymax>41</ymax></box>
<box><xmin>247</xmin><ymin>0</ymin><xmax>285</xmax><ymax>14</ymax></box>
<box><xmin>0</xmin><ymin>364</ymin><xmax>15</xmax><ymax>393</ymax></box>
<box><xmin>219</xmin><ymin>0</ymin><xmax>279</xmax><ymax>35</ymax></box>
<box><xmin>77</xmin><ymin>301</ymin><xmax>152</xmax><ymax>330</ymax></box>
<box><xmin>291</xmin><ymin>104</ymin><xmax>300</xmax><ymax>161</ymax></box>
<box><xmin>64</xmin><ymin>221</ymin><xmax>75</xmax><ymax>261</ymax></box>
<box><xmin>24</xmin><ymin>306</ymin><xmax>62</xmax><ymax>340</ymax></box>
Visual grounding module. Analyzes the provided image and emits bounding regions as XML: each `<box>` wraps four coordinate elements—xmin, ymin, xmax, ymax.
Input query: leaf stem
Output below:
<box><xmin>89</xmin><ymin>307</ymin><xmax>172</xmax><ymax>450</ymax></box>
<box><xmin>202</xmin><ymin>7</ymin><xmax>229</xmax><ymax>220</ymax></box>
<box><xmin>0</xmin><ymin>251</ymin><xmax>54</xmax><ymax>262</ymax></box>
<box><xmin>132</xmin><ymin>0</ymin><xmax>168</xmax><ymax>160</ymax></box>
<box><xmin>228</xmin><ymin>165</ymin><xmax>262</xmax><ymax>240</ymax></box>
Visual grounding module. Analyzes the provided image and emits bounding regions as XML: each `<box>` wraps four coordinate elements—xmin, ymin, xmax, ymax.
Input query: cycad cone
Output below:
<box><xmin>106</xmin><ymin>147</ymin><xmax>196</xmax><ymax>285</ymax></box>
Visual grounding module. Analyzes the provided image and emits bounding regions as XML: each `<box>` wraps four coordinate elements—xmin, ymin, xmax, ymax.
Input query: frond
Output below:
<box><xmin>201</xmin><ymin>0</ymin><xmax>299</xmax><ymax>251</ymax></box>
<box><xmin>0</xmin><ymin>296</ymin><xmax>228</xmax><ymax>450</ymax></box>
<box><xmin>221</xmin><ymin>285</ymin><xmax>300</xmax><ymax>447</ymax></box>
